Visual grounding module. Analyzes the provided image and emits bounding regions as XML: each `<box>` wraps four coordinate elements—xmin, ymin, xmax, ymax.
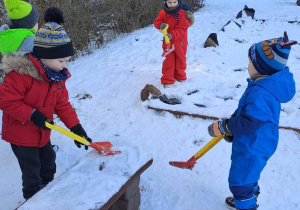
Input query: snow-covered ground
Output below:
<box><xmin>1</xmin><ymin>0</ymin><xmax>300</xmax><ymax>209</ymax></box>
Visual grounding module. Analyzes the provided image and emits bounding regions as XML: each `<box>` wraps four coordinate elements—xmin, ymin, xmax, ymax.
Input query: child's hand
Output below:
<box><xmin>166</xmin><ymin>33</ymin><xmax>172</xmax><ymax>40</ymax></box>
<box><xmin>208</xmin><ymin>120</ymin><xmax>232</xmax><ymax>137</ymax></box>
<box><xmin>70</xmin><ymin>123</ymin><xmax>92</xmax><ymax>150</ymax></box>
<box><xmin>160</xmin><ymin>23</ymin><xmax>167</xmax><ymax>30</ymax></box>
<box><xmin>74</xmin><ymin>137</ymin><xmax>92</xmax><ymax>150</ymax></box>
<box><xmin>30</xmin><ymin>110</ymin><xmax>53</xmax><ymax>130</ymax></box>
<box><xmin>224</xmin><ymin>135</ymin><xmax>233</xmax><ymax>143</ymax></box>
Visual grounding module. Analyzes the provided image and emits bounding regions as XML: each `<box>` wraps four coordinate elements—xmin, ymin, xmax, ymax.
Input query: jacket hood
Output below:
<box><xmin>0</xmin><ymin>24</ymin><xmax>10</xmax><ymax>33</ymax></box>
<box><xmin>0</xmin><ymin>27</ymin><xmax>35</xmax><ymax>55</ymax></box>
<box><xmin>247</xmin><ymin>67</ymin><xmax>295</xmax><ymax>103</ymax></box>
<box><xmin>1</xmin><ymin>52</ymin><xmax>43</xmax><ymax>81</ymax></box>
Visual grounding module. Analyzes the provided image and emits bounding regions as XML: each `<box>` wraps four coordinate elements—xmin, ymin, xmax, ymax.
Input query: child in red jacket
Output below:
<box><xmin>0</xmin><ymin>8</ymin><xmax>91</xmax><ymax>200</ymax></box>
<box><xmin>154</xmin><ymin>0</ymin><xmax>191</xmax><ymax>88</ymax></box>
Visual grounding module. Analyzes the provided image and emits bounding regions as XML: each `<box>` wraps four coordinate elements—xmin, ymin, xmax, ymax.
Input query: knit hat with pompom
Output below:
<box><xmin>33</xmin><ymin>7</ymin><xmax>74</xmax><ymax>59</ymax></box>
<box><xmin>4</xmin><ymin>0</ymin><xmax>39</xmax><ymax>28</ymax></box>
<box><xmin>248</xmin><ymin>31</ymin><xmax>297</xmax><ymax>75</ymax></box>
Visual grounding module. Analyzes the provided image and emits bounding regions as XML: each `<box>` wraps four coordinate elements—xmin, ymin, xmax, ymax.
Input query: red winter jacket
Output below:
<box><xmin>154</xmin><ymin>9</ymin><xmax>190</xmax><ymax>49</ymax></box>
<box><xmin>0</xmin><ymin>52</ymin><xmax>79</xmax><ymax>147</ymax></box>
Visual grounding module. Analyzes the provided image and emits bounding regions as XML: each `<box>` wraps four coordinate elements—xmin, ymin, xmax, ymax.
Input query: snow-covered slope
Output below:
<box><xmin>1</xmin><ymin>0</ymin><xmax>300</xmax><ymax>209</ymax></box>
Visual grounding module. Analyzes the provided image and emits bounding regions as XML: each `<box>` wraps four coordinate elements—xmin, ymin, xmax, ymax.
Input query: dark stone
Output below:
<box><xmin>221</xmin><ymin>20</ymin><xmax>241</xmax><ymax>32</ymax></box>
<box><xmin>204</xmin><ymin>33</ymin><xmax>219</xmax><ymax>48</ymax></box>
<box><xmin>236</xmin><ymin>5</ymin><xmax>255</xmax><ymax>19</ymax></box>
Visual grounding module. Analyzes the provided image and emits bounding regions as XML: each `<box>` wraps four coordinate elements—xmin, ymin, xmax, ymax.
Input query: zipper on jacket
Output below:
<box><xmin>49</xmin><ymin>81</ymin><xmax>54</xmax><ymax>91</ymax></box>
<box><xmin>179</xmin><ymin>37</ymin><xmax>183</xmax><ymax>46</ymax></box>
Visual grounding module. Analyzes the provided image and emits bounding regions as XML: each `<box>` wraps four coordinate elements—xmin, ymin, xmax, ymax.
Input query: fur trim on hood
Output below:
<box><xmin>185</xmin><ymin>11</ymin><xmax>194</xmax><ymax>26</ymax></box>
<box><xmin>1</xmin><ymin>52</ymin><xmax>43</xmax><ymax>82</ymax></box>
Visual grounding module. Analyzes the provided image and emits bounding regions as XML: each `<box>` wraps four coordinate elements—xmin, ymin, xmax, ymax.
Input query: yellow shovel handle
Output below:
<box><xmin>159</xmin><ymin>24</ymin><xmax>170</xmax><ymax>44</ymax></box>
<box><xmin>45</xmin><ymin>122</ymin><xmax>90</xmax><ymax>146</ymax></box>
<box><xmin>193</xmin><ymin>135</ymin><xmax>225</xmax><ymax>159</ymax></box>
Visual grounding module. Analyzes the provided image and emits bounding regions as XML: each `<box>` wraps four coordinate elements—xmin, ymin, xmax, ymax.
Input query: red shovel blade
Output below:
<box><xmin>169</xmin><ymin>156</ymin><xmax>197</xmax><ymax>170</ymax></box>
<box><xmin>99</xmin><ymin>149</ymin><xmax>122</xmax><ymax>156</ymax></box>
<box><xmin>89</xmin><ymin>142</ymin><xmax>121</xmax><ymax>156</ymax></box>
<box><xmin>161</xmin><ymin>44</ymin><xmax>175</xmax><ymax>57</ymax></box>
<box><xmin>90</xmin><ymin>142</ymin><xmax>112</xmax><ymax>150</ymax></box>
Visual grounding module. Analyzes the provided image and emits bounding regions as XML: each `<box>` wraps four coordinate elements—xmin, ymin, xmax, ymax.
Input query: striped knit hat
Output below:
<box><xmin>33</xmin><ymin>7</ymin><xmax>74</xmax><ymax>59</ymax></box>
<box><xmin>4</xmin><ymin>0</ymin><xmax>39</xmax><ymax>29</ymax></box>
<box><xmin>248</xmin><ymin>32</ymin><xmax>297</xmax><ymax>75</ymax></box>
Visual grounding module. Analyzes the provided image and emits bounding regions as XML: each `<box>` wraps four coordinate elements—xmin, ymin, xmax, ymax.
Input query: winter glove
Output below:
<box><xmin>166</xmin><ymin>33</ymin><xmax>172</xmax><ymax>40</ymax></box>
<box><xmin>70</xmin><ymin>123</ymin><xmax>92</xmax><ymax>150</ymax></box>
<box><xmin>208</xmin><ymin>119</ymin><xmax>232</xmax><ymax>137</ymax></box>
<box><xmin>224</xmin><ymin>134</ymin><xmax>233</xmax><ymax>143</ymax></box>
<box><xmin>160</xmin><ymin>23</ymin><xmax>167</xmax><ymax>30</ymax></box>
<box><xmin>30</xmin><ymin>110</ymin><xmax>53</xmax><ymax>130</ymax></box>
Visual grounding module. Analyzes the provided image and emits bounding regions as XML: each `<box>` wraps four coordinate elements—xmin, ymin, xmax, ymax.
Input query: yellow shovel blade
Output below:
<box><xmin>45</xmin><ymin>122</ymin><xmax>90</xmax><ymax>146</ymax></box>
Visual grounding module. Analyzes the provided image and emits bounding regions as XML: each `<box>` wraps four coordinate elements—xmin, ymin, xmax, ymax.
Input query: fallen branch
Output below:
<box><xmin>148</xmin><ymin>106</ymin><xmax>219</xmax><ymax>120</ymax></box>
<box><xmin>279</xmin><ymin>126</ymin><xmax>300</xmax><ymax>133</ymax></box>
<box><xmin>148</xmin><ymin>106</ymin><xmax>300</xmax><ymax>132</ymax></box>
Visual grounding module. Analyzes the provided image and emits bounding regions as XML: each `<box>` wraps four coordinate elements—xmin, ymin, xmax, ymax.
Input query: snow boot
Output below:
<box><xmin>225</xmin><ymin>196</ymin><xmax>257</xmax><ymax>209</ymax></box>
<box><xmin>225</xmin><ymin>197</ymin><xmax>259</xmax><ymax>210</ymax></box>
<box><xmin>163</xmin><ymin>83</ymin><xmax>172</xmax><ymax>88</ymax></box>
<box><xmin>225</xmin><ymin>196</ymin><xmax>236</xmax><ymax>210</ymax></box>
<box><xmin>226</xmin><ymin>188</ymin><xmax>260</xmax><ymax>210</ymax></box>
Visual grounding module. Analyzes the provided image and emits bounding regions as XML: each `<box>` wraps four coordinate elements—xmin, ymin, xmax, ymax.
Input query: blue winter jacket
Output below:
<box><xmin>227</xmin><ymin>67</ymin><xmax>295</xmax><ymax>186</ymax></box>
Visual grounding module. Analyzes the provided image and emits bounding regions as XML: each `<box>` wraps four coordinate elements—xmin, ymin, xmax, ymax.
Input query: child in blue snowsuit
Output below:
<box><xmin>208</xmin><ymin>32</ymin><xmax>297</xmax><ymax>210</ymax></box>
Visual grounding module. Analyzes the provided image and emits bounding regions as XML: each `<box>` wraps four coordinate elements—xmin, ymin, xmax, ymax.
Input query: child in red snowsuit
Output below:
<box><xmin>154</xmin><ymin>0</ymin><xmax>191</xmax><ymax>87</ymax></box>
<box><xmin>0</xmin><ymin>8</ymin><xmax>91</xmax><ymax>200</ymax></box>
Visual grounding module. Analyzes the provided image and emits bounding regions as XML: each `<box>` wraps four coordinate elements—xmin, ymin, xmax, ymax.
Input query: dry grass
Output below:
<box><xmin>0</xmin><ymin>0</ymin><xmax>204</xmax><ymax>59</ymax></box>
<box><xmin>0</xmin><ymin>0</ymin><xmax>204</xmax><ymax>83</ymax></box>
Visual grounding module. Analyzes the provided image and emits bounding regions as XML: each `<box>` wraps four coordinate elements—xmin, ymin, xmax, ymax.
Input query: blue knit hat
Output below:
<box><xmin>33</xmin><ymin>7</ymin><xmax>74</xmax><ymax>59</ymax></box>
<box><xmin>248</xmin><ymin>32</ymin><xmax>297</xmax><ymax>75</ymax></box>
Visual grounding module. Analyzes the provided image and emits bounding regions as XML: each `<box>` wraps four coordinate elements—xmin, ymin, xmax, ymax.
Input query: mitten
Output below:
<box><xmin>70</xmin><ymin>123</ymin><xmax>92</xmax><ymax>150</ymax></box>
<box><xmin>208</xmin><ymin>119</ymin><xmax>232</xmax><ymax>137</ymax></box>
<box><xmin>30</xmin><ymin>110</ymin><xmax>53</xmax><ymax>130</ymax></box>
<box><xmin>166</xmin><ymin>33</ymin><xmax>172</xmax><ymax>40</ymax></box>
<box><xmin>160</xmin><ymin>23</ymin><xmax>167</xmax><ymax>30</ymax></box>
<box><xmin>224</xmin><ymin>135</ymin><xmax>234</xmax><ymax>143</ymax></box>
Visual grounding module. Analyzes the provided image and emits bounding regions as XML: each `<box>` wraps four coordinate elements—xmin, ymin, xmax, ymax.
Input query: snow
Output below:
<box><xmin>19</xmin><ymin>147</ymin><xmax>152</xmax><ymax>210</ymax></box>
<box><xmin>1</xmin><ymin>0</ymin><xmax>300</xmax><ymax>209</ymax></box>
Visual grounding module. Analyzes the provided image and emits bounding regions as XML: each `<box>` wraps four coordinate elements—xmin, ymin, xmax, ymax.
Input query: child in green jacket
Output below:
<box><xmin>0</xmin><ymin>0</ymin><xmax>39</xmax><ymax>55</ymax></box>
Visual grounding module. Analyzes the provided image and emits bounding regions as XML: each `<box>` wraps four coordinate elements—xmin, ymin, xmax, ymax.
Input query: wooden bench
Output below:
<box><xmin>17</xmin><ymin>147</ymin><xmax>153</xmax><ymax>210</ymax></box>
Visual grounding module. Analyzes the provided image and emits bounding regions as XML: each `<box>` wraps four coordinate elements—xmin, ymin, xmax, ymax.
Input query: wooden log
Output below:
<box><xmin>101</xmin><ymin>159</ymin><xmax>153</xmax><ymax>210</ymax></box>
<box><xmin>148</xmin><ymin>106</ymin><xmax>300</xmax><ymax>132</ymax></box>
<box><xmin>148</xmin><ymin>106</ymin><xmax>219</xmax><ymax>120</ymax></box>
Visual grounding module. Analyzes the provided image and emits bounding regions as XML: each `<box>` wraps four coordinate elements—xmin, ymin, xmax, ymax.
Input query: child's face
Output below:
<box><xmin>166</xmin><ymin>0</ymin><xmax>178</xmax><ymax>8</ymax></box>
<box><xmin>248</xmin><ymin>57</ymin><xmax>259</xmax><ymax>77</ymax></box>
<box><xmin>41</xmin><ymin>57</ymin><xmax>71</xmax><ymax>72</ymax></box>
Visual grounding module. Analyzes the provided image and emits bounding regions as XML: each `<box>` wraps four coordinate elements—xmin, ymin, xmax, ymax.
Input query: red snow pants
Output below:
<box><xmin>161</xmin><ymin>38</ymin><xmax>187</xmax><ymax>84</ymax></box>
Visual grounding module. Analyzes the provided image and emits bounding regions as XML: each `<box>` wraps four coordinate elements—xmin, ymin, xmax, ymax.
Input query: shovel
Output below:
<box><xmin>45</xmin><ymin>122</ymin><xmax>121</xmax><ymax>155</ymax></box>
<box><xmin>169</xmin><ymin>135</ymin><xmax>225</xmax><ymax>169</ymax></box>
<box><xmin>160</xmin><ymin>24</ymin><xmax>175</xmax><ymax>57</ymax></box>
